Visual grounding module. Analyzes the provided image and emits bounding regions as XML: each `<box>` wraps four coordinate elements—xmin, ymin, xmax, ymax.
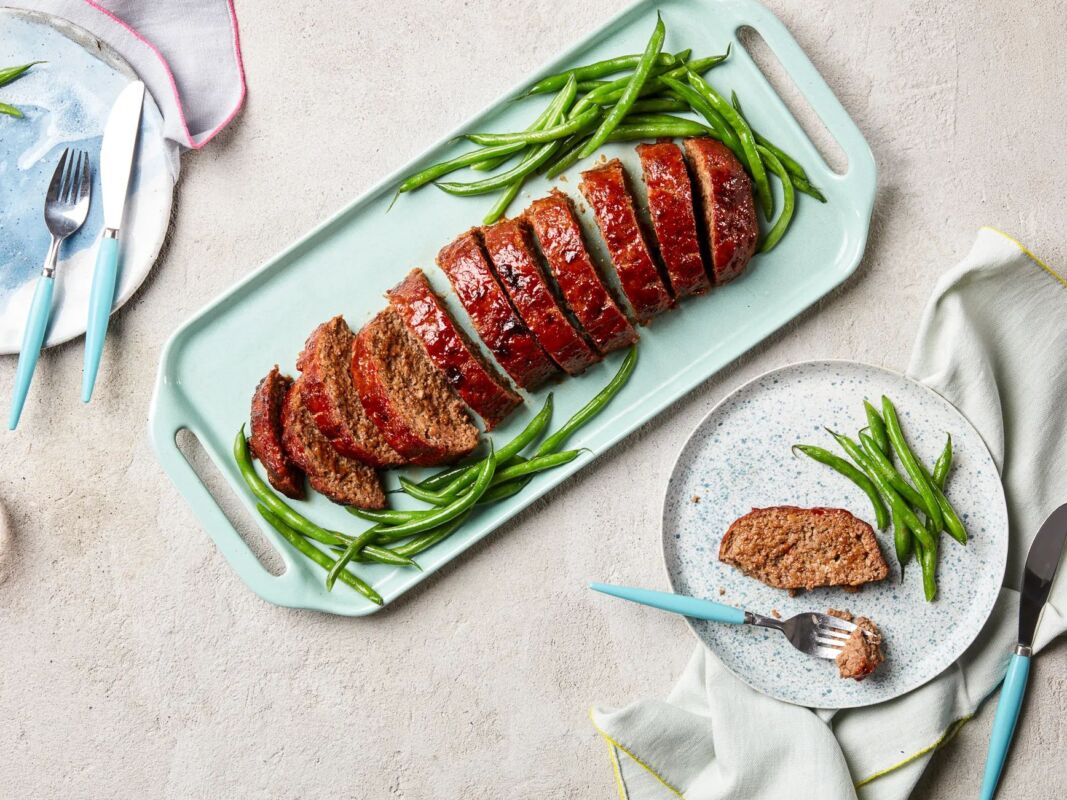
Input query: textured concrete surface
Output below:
<box><xmin>1</xmin><ymin>1</ymin><xmax>1065</xmax><ymax>797</ymax></box>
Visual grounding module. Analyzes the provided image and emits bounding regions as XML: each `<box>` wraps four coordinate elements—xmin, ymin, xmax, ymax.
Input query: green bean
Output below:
<box><xmin>791</xmin><ymin>176</ymin><xmax>827</xmax><ymax>203</ymax></box>
<box><xmin>864</xmin><ymin>400</ymin><xmax>891</xmax><ymax>455</ymax></box>
<box><xmin>582</xmin><ymin>51</ymin><xmax>730</xmax><ymax>109</ymax></box>
<box><xmin>524</xmin><ymin>52</ymin><xmax>686</xmax><ymax>96</ymax></box>
<box><xmin>436</xmin><ymin>139</ymin><xmax>561</xmax><ymax>196</ymax></box>
<box><xmin>608</xmin><ymin>121</ymin><xmax>712</xmax><ymax>141</ymax></box>
<box><xmin>536</xmin><ymin>346</ymin><xmax>637</xmax><ymax>457</ymax></box>
<box><xmin>474</xmin><ymin>77</ymin><xmax>577</xmax><ymax>173</ymax></box>
<box><xmin>409</xmin><ymin>450</ymin><xmax>582</xmax><ymax>505</ymax></box>
<box><xmin>353</xmin><ymin>475</ymin><xmax>533</xmax><ymax>532</ymax></box>
<box><xmin>932</xmin><ymin>434</ymin><xmax>953</xmax><ymax>489</ymax></box>
<box><xmin>755</xmin><ymin>145</ymin><xmax>794</xmax><ymax>254</ymax></box>
<box><xmin>348</xmin><ymin>506</ymin><xmax>434</xmax><ymax>525</ymax></box>
<box><xmin>659</xmin><ymin>76</ymin><xmax>742</xmax><ymax>153</ymax></box>
<box><xmin>326</xmin><ymin>525</ymin><xmax>383</xmax><ymax>591</ymax></box>
<box><xmin>920</xmin><ymin>463</ymin><xmax>968</xmax><ymax>545</ymax></box>
<box><xmin>0</xmin><ymin>102</ymin><xmax>23</xmax><ymax>119</ymax></box>
<box><xmin>467</xmin><ymin>107</ymin><xmax>600</xmax><ymax>146</ymax></box>
<box><xmin>481</xmin><ymin>148</ymin><xmax>539</xmax><ymax>223</ymax></box>
<box><xmin>881</xmin><ymin>396</ymin><xmax>945</xmax><ymax>535</ymax></box>
<box><xmin>577</xmin><ymin>14</ymin><xmax>666</xmax><ymax>158</ymax></box>
<box><xmin>892</xmin><ymin>504</ymin><xmax>912</xmax><ymax>581</ymax></box>
<box><xmin>390</xmin><ymin>511</ymin><xmax>473</xmax><ymax>557</ymax></box>
<box><xmin>576</xmin><ymin>80</ymin><xmax>611</xmax><ymax>93</ymax></box>
<box><xmin>792</xmin><ymin>444</ymin><xmax>888</xmax><ymax>529</ymax></box>
<box><xmin>256</xmin><ymin>505</ymin><xmax>383</xmax><ymax>605</ymax></box>
<box><xmin>398</xmin><ymin>142</ymin><xmax>530</xmax><ymax>192</ymax></box>
<box><xmin>731</xmin><ymin>92</ymin><xmax>810</xmax><ymax>183</ymax></box>
<box><xmin>627</xmin><ymin>97</ymin><xmax>690</xmax><ymax>114</ymax></box>
<box><xmin>543</xmin><ymin>134</ymin><xmax>592</xmax><ymax>178</ymax></box>
<box><xmin>686</xmin><ymin>70</ymin><xmax>773</xmax><ymax>219</ymax></box>
<box><xmin>0</xmin><ymin>62</ymin><xmax>42</xmax><ymax>87</ymax></box>
<box><xmin>858</xmin><ymin>432</ymin><xmax>925</xmax><ymax>509</ymax></box>
<box><xmin>916</xmin><ymin>536</ymin><xmax>938</xmax><ymax>601</ymax></box>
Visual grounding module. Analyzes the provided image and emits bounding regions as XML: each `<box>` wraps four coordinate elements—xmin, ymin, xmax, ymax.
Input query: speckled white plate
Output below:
<box><xmin>662</xmin><ymin>360</ymin><xmax>1008</xmax><ymax>708</ymax></box>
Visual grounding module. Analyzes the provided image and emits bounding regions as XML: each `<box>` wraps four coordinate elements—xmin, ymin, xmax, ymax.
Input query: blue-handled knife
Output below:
<box><xmin>81</xmin><ymin>80</ymin><xmax>144</xmax><ymax>403</ymax></box>
<box><xmin>979</xmin><ymin>502</ymin><xmax>1067</xmax><ymax>799</ymax></box>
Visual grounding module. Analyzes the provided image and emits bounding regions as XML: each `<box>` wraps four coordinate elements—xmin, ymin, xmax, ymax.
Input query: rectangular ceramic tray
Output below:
<box><xmin>149</xmin><ymin>0</ymin><xmax>876</xmax><ymax>615</ymax></box>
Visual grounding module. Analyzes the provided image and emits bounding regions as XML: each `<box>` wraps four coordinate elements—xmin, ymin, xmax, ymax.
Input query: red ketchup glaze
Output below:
<box><xmin>481</xmin><ymin>217</ymin><xmax>600</xmax><ymax>376</ymax></box>
<box><xmin>579</xmin><ymin>158</ymin><xmax>673</xmax><ymax>323</ymax></box>
<box><xmin>637</xmin><ymin>141</ymin><xmax>710</xmax><ymax>297</ymax></box>
<box><xmin>684</xmin><ymin>138</ymin><xmax>758</xmax><ymax>284</ymax></box>
<box><xmin>524</xmin><ymin>190</ymin><xmax>638</xmax><ymax>355</ymax></box>
<box><xmin>387</xmin><ymin>268</ymin><xmax>521</xmax><ymax>430</ymax></box>
<box><xmin>435</xmin><ymin>229</ymin><xmax>558</xmax><ymax>391</ymax></box>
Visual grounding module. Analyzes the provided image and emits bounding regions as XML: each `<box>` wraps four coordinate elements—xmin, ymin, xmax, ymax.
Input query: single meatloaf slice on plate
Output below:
<box><xmin>579</xmin><ymin>158</ymin><xmax>673</xmax><ymax>323</ymax></box>
<box><xmin>387</xmin><ymin>268</ymin><xmax>521</xmax><ymax>430</ymax></box>
<box><xmin>684</xmin><ymin>138</ymin><xmax>758</xmax><ymax>284</ymax></box>
<box><xmin>525</xmin><ymin>191</ymin><xmax>637</xmax><ymax>355</ymax></box>
<box><xmin>249</xmin><ymin>365</ymin><xmax>305</xmax><ymax>499</ymax></box>
<box><xmin>436</xmin><ymin>229</ymin><xmax>557</xmax><ymax>390</ymax></box>
<box><xmin>828</xmin><ymin>609</ymin><xmax>884</xmax><ymax>681</ymax></box>
<box><xmin>280</xmin><ymin>378</ymin><xmax>386</xmax><ymax>508</ymax></box>
<box><xmin>481</xmin><ymin>217</ymin><xmax>600</xmax><ymax>376</ymax></box>
<box><xmin>719</xmin><ymin>506</ymin><xmax>888</xmax><ymax>590</ymax></box>
<box><xmin>352</xmin><ymin>306</ymin><xmax>479</xmax><ymax>466</ymax></box>
<box><xmin>297</xmin><ymin>316</ymin><xmax>404</xmax><ymax>468</ymax></box>
<box><xmin>637</xmin><ymin>141</ymin><xmax>710</xmax><ymax>298</ymax></box>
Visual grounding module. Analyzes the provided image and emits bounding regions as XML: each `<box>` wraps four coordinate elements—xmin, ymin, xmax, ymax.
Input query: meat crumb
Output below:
<box><xmin>718</xmin><ymin>587</ymin><xmax>725</xmax><ymax>596</ymax></box>
<box><xmin>827</xmin><ymin>608</ymin><xmax>884</xmax><ymax>681</ymax></box>
<box><xmin>770</xmin><ymin>608</ymin><xmax>781</xmax><ymax>619</ymax></box>
<box><xmin>692</xmin><ymin>495</ymin><xmax>701</xmax><ymax>504</ymax></box>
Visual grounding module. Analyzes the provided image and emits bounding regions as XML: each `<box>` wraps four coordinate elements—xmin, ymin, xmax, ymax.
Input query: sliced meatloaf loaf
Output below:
<box><xmin>828</xmin><ymin>609</ymin><xmax>884</xmax><ymax>681</ymax></box>
<box><xmin>579</xmin><ymin>158</ymin><xmax>673</xmax><ymax>323</ymax></box>
<box><xmin>524</xmin><ymin>191</ymin><xmax>638</xmax><ymax>355</ymax></box>
<box><xmin>481</xmin><ymin>217</ymin><xmax>600</xmax><ymax>376</ymax></box>
<box><xmin>249</xmin><ymin>366</ymin><xmax>305</xmax><ymax>499</ymax></box>
<box><xmin>387</xmin><ymin>268</ymin><xmax>521</xmax><ymax>430</ymax></box>
<box><xmin>684</xmin><ymin>138</ymin><xmax>758</xmax><ymax>284</ymax></box>
<box><xmin>352</xmin><ymin>306</ymin><xmax>479</xmax><ymax>466</ymax></box>
<box><xmin>296</xmin><ymin>316</ymin><xmax>404</xmax><ymax>468</ymax></box>
<box><xmin>436</xmin><ymin>229</ymin><xmax>557</xmax><ymax>390</ymax></box>
<box><xmin>280</xmin><ymin>378</ymin><xmax>386</xmax><ymax>508</ymax></box>
<box><xmin>719</xmin><ymin>506</ymin><xmax>888</xmax><ymax>590</ymax></box>
<box><xmin>637</xmin><ymin>141</ymin><xmax>710</xmax><ymax>297</ymax></box>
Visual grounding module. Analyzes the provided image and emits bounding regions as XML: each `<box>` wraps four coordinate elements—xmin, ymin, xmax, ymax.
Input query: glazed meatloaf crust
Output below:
<box><xmin>280</xmin><ymin>378</ymin><xmax>386</xmax><ymax>508</ymax></box>
<box><xmin>436</xmin><ymin>229</ymin><xmax>557</xmax><ymax>390</ymax></box>
<box><xmin>684</xmin><ymin>138</ymin><xmax>758</xmax><ymax>284</ymax></box>
<box><xmin>352</xmin><ymin>306</ymin><xmax>479</xmax><ymax>466</ymax></box>
<box><xmin>636</xmin><ymin>142</ymin><xmax>710</xmax><ymax>298</ymax></box>
<box><xmin>481</xmin><ymin>217</ymin><xmax>600</xmax><ymax>376</ymax></box>
<box><xmin>387</xmin><ymin>268</ymin><xmax>521</xmax><ymax>430</ymax></box>
<box><xmin>524</xmin><ymin>191</ymin><xmax>638</xmax><ymax>355</ymax></box>
<box><xmin>719</xmin><ymin>506</ymin><xmax>889</xmax><ymax>590</ymax></box>
<box><xmin>249</xmin><ymin>366</ymin><xmax>305</xmax><ymax>499</ymax></box>
<box><xmin>297</xmin><ymin>316</ymin><xmax>404</xmax><ymax>468</ymax></box>
<box><xmin>828</xmin><ymin>609</ymin><xmax>884</xmax><ymax>681</ymax></box>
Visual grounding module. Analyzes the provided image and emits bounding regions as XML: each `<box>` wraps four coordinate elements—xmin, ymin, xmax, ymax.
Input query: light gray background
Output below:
<box><xmin>1</xmin><ymin>1</ymin><xmax>1064</xmax><ymax>797</ymax></box>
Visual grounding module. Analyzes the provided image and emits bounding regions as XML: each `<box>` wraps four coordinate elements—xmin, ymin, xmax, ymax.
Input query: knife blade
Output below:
<box><xmin>979</xmin><ymin>502</ymin><xmax>1067</xmax><ymax>799</ymax></box>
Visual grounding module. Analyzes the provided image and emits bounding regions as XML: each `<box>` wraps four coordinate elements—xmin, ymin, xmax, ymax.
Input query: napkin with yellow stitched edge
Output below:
<box><xmin>590</xmin><ymin>227</ymin><xmax>1067</xmax><ymax>800</ymax></box>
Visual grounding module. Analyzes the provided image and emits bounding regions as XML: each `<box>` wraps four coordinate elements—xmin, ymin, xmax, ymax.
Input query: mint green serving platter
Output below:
<box><xmin>149</xmin><ymin>0</ymin><xmax>876</xmax><ymax>616</ymax></box>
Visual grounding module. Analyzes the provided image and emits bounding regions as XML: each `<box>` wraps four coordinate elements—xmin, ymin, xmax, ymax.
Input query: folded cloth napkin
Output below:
<box><xmin>12</xmin><ymin>0</ymin><xmax>244</xmax><ymax>148</ymax></box>
<box><xmin>591</xmin><ymin>227</ymin><xmax>1067</xmax><ymax>800</ymax></box>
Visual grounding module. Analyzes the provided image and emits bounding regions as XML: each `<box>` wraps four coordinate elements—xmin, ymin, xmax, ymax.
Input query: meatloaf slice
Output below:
<box><xmin>719</xmin><ymin>506</ymin><xmax>888</xmax><ymax>590</ymax></box>
<box><xmin>280</xmin><ymin>378</ymin><xmax>386</xmax><ymax>508</ymax></box>
<box><xmin>828</xmin><ymin>609</ymin><xmax>884</xmax><ymax>681</ymax></box>
<box><xmin>436</xmin><ymin>229</ymin><xmax>558</xmax><ymax>390</ymax></box>
<box><xmin>352</xmin><ymin>306</ymin><xmax>479</xmax><ymax>466</ymax></box>
<box><xmin>525</xmin><ymin>191</ymin><xmax>638</xmax><ymax>355</ymax></box>
<box><xmin>249</xmin><ymin>366</ymin><xmax>305</xmax><ymax>499</ymax></box>
<box><xmin>637</xmin><ymin>142</ymin><xmax>710</xmax><ymax>297</ymax></box>
<box><xmin>387</xmin><ymin>268</ymin><xmax>521</xmax><ymax>430</ymax></box>
<box><xmin>296</xmin><ymin>316</ymin><xmax>404</xmax><ymax>468</ymax></box>
<box><xmin>684</xmin><ymin>138</ymin><xmax>758</xmax><ymax>284</ymax></box>
<box><xmin>579</xmin><ymin>158</ymin><xmax>673</xmax><ymax>323</ymax></box>
<box><xmin>481</xmin><ymin>217</ymin><xmax>600</xmax><ymax>376</ymax></box>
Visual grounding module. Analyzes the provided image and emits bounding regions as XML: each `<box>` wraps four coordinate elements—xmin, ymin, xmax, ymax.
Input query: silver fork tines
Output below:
<box><xmin>747</xmin><ymin>610</ymin><xmax>858</xmax><ymax>660</ymax></box>
<box><xmin>42</xmin><ymin>147</ymin><xmax>92</xmax><ymax>277</ymax></box>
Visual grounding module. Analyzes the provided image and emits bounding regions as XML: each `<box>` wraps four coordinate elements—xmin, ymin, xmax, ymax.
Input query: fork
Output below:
<box><xmin>8</xmin><ymin>148</ymin><xmax>92</xmax><ymax>430</ymax></box>
<box><xmin>589</xmin><ymin>582</ymin><xmax>857</xmax><ymax>660</ymax></box>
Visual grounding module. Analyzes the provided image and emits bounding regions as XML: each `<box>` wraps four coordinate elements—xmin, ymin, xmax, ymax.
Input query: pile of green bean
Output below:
<box><xmin>0</xmin><ymin>62</ymin><xmax>41</xmax><ymax>118</ymax></box>
<box><xmin>394</xmin><ymin>15</ymin><xmax>823</xmax><ymax>250</ymax></box>
<box><xmin>233</xmin><ymin>347</ymin><xmax>638</xmax><ymax>604</ymax></box>
<box><xmin>793</xmin><ymin>396</ymin><xmax>967</xmax><ymax>602</ymax></box>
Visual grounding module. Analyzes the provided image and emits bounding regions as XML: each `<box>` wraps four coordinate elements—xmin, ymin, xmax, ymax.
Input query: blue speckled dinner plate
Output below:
<box><xmin>662</xmin><ymin>360</ymin><xmax>1008</xmax><ymax>708</ymax></box>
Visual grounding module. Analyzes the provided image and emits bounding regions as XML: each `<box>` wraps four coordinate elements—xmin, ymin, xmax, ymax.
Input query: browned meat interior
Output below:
<box><xmin>828</xmin><ymin>609</ymin><xmax>884</xmax><ymax>680</ymax></box>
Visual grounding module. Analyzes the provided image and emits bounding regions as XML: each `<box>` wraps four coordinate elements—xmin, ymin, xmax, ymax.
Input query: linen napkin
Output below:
<box><xmin>12</xmin><ymin>0</ymin><xmax>244</xmax><ymax>148</ymax></box>
<box><xmin>591</xmin><ymin>227</ymin><xmax>1067</xmax><ymax>800</ymax></box>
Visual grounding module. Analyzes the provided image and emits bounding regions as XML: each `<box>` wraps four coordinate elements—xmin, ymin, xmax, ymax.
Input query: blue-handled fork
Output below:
<box><xmin>8</xmin><ymin>148</ymin><xmax>91</xmax><ymax>430</ymax></box>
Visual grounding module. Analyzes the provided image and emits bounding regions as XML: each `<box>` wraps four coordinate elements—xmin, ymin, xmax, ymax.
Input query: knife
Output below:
<box><xmin>82</xmin><ymin>80</ymin><xmax>144</xmax><ymax>403</ymax></box>
<box><xmin>979</xmin><ymin>502</ymin><xmax>1067</xmax><ymax>799</ymax></box>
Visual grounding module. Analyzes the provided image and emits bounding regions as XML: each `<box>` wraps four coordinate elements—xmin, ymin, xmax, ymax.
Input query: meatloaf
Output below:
<box><xmin>296</xmin><ymin>316</ymin><xmax>404</xmax><ymax>468</ymax></box>
<box><xmin>637</xmin><ymin>142</ymin><xmax>710</xmax><ymax>297</ymax></box>
<box><xmin>719</xmin><ymin>506</ymin><xmax>888</xmax><ymax>590</ymax></box>
<box><xmin>436</xmin><ymin>229</ymin><xmax>557</xmax><ymax>390</ymax></box>
<box><xmin>828</xmin><ymin>609</ymin><xmax>884</xmax><ymax>681</ymax></box>
<box><xmin>481</xmin><ymin>217</ymin><xmax>600</xmax><ymax>376</ymax></box>
<box><xmin>249</xmin><ymin>366</ymin><xmax>305</xmax><ymax>499</ymax></box>
<box><xmin>524</xmin><ymin>191</ymin><xmax>638</xmax><ymax>355</ymax></box>
<box><xmin>280</xmin><ymin>378</ymin><xmax>386</xmax><ymax>508</ymax></box>
<box><xmin>352</xmin><ymin>306</ymin><xmax>479</xmax><ymax>466</ymax></box>
<box><xmin>387</xmin><ymin>268</ymin><xmax>521</xmax><ymax>430</ymax></box>
<box><xmin>579</xmin><ymin>159</ymin><xmax>673</xmax><ymax>323</ymax></box>
<box><xmin>684</xmin><ymin>138</ymin><xmax>758</xmax><ymax>284</ymax></box>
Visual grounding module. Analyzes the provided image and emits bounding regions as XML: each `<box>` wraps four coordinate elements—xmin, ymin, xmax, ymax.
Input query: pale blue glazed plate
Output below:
<box><xmin>150</xmin><ymin>0</ymin><xmax>878</xmax><ymax>616</ymax></box>
<box><xmin>662</xmin><ymin>360</ymin><xmax>1008</xmax><ymax>708</ymax></box>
